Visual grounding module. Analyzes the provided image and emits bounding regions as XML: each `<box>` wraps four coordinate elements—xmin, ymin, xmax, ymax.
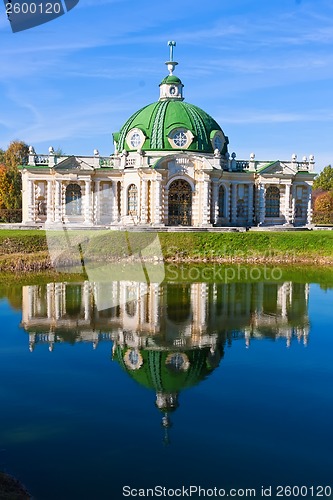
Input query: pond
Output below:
<box><xmin>0</xmin><ymin>268</ymin><xmax>332</xmax><ymax>499</ymax></box>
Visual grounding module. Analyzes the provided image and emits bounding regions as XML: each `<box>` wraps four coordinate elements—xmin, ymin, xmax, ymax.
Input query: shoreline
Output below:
<box><xmin>1</xmin><ymin>230</ymin><xmax>333</xmax><ymax>273</ymax></box>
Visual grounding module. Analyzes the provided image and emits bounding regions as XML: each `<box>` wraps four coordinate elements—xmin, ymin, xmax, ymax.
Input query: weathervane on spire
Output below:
<box><xmin>166</xmin><ymin>40</ymin><xmax>178</xmax><ymax>75</ymax></box>
<box><xmin>168</xmin><ymin>40</ymin><xmax>176</xmax><ymax>61</ymax></box>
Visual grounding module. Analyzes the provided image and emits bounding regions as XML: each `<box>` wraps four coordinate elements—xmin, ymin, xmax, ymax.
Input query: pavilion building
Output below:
<box><xmin>20</xmin><ymin>43</ymin><xmax>315</xmax><ymax>228</ymax></box>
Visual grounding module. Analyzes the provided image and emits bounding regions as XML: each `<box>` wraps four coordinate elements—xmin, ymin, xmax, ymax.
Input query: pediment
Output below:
<box><xmin>259</xmin><ymin>161</ymin><xmax>295</xmax><ymax>175</ymax></box>
<box><xmin>54</xmin><ymin>156</ymin><xmax>94</xmax><ymax>171</ymax></box>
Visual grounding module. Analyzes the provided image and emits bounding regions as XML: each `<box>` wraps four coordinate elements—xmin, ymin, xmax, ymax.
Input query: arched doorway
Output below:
<box><xmin>168</xmin><ymin>179</ymin><xmax>192</xmax><ymax>226</ymax></box>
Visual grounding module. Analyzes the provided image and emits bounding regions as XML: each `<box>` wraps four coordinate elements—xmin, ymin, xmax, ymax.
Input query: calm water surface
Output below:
<box><xmin>0</xmin><ymin>270</ymin><xmax>332</xmax><ymax>499</ymax></box>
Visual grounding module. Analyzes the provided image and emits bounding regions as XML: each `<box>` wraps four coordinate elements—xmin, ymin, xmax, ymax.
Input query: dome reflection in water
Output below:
<box><xmin>1</xmin><ymin>271</ymin><xmax>331</xmax><ymax>498</ymax></box>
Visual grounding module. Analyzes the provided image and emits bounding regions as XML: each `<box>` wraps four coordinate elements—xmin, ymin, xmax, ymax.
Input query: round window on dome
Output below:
<box><xmin>173</xmin><ymin>131</ymin><xmax>188</xmax><ymax>147</ymax></box>
<box><xmin>211</xmin><ymin>131</ymin><xmax>225</xmax><ymax>152</ymax></box>
<box><xmin>125</xmin><ymin>128</ymin><xmax>146</xmax><ymax>150</ymax></box>
<box><xmin>130</xmin><ymin>133</ymin><xmax>141</xmax><ymax>148</ymax></box>
<box><xmin>168</xmin><ymin>128</ymin><xmax>193</xmax><ymax>149</ymax></box>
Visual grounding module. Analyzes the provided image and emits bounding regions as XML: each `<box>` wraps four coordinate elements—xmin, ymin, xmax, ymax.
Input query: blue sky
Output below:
<box><xmin>0</xmin><ymin>0</ymin><xmax>333</xmax><ymax>170</ymax></box>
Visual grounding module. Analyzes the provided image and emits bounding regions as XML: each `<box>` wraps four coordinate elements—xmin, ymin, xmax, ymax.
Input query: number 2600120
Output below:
<box><xmin>276</xmin><ymin>485</ymin><xmax>332</xmax><ymax>497</ymax></box>
<box><xmin>6</xmin><ymin>3</ymin><xmax>62</xmax><ymax>15</ymax></box>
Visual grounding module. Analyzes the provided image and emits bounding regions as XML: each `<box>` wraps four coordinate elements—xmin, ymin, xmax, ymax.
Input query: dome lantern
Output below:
<box><xmin>113</xmin><ymin>42</ymin><xmax>229</xmax><ymax>155</ymax></box>
<box><xmin>159</xmin><ymin>41</ymin><xmax>184</xmax><ymax>101</ymax></box>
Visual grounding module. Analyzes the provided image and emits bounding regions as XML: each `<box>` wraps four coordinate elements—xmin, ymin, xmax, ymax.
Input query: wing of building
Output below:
<box><xmin>20</xmin><ymin>44</ymin><xmax>316</xmax><ymax>228</ymax></box>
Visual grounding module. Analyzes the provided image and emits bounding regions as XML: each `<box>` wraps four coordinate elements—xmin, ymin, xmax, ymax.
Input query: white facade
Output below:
<box><xmin>21</xmin><ymin>280</ymin><xmax>310</xmax><ymax>351</ymax></box>
<box><xmin>21</xmin><ymin>149</ymin><xmax>315</xmax><ymax>228</ymax></box>
<box><xmin>20</xmin><ymin>46</ymin><xmax>316</xmax><ymax>229</ymax></box>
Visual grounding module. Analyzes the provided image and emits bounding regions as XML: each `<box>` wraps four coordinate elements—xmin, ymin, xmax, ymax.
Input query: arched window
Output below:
<box><xmin>66</xmin><ymin>183</ymin><xmax>82</xmax><ymax>215</ymax></box>
<box><xmin>127</xmin><ymin>184</ymin><xmax>138</xmax><ymax>216</ymax></box>
<box><xmin>218</xmin><ymin>185</ymin><xmax>225</xmax><ymax>217</ymax></box>
<box><xmin>265</xmin><ymin>186</ymin><xmax>280</xmax><ymax>217</ymax></box>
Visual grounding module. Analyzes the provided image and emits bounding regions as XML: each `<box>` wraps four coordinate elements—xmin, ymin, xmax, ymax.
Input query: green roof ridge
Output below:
<box><xmin>151</xmin><ymin>100</ymin><xmax>168</xmax><ymax>149</ymax></box>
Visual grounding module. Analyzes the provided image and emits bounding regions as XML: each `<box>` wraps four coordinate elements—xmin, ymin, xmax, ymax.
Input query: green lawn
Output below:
<box><xmin>0</xmin><ymin>229</ymin><xmax>333</xmax><ymax>267</ymax></box>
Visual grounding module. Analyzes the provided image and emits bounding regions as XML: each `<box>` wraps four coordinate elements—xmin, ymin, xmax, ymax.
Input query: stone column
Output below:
<box><xmin>140</xmin><ymin>179</ymin><xmax>147</xmax><ymax>224</ymax></box>
<box><xmin>46</xmin><ymin>180</ymin><xmax>54</xmax><ymax>224</ymax></box>
<box><xmin>119</xmin><ymin>181</ymin><xmax>124</xmax><ymax>223</ymax></box>
<box><xmin>256</xmin><ymin>282</ymin><xmax>264</xmax><ymax>315</ymax></box>
<box><xmin>27</xmin><ymin>180</ymin><xmax>35</xmax><ymax>222</ymax></box>
<box><xmin>47</xmin><ymin>283</ymin><xmax>53</xmax><ymax>319</ymax></box>
<box><xmin>153</xmin><ymin>179</ymin><xmax>162</xmax><ymax>225</ymax></box>
<box><xmin>291</xmin><ymin>185</ymin><xmax>296</xmax><ymax>225</ymax></box>
<box><xmin>94</xmin><ymin>180</ymin><xmax>100</xmax><ymax>224</ymax></box>
<box><xmin>306</xmin><ymin>188</ymin><xmax>313</xmax><ymax>225</ymax></box>
<box><xmin>247</xmin><ymin>183</ymin><xmax>254</xmax><ymax>226</ymax></box>
<box><xmin>83</xmin><ymin>282</ymin><xmax>90</xmax><ymax>321</ymax></box>
<box><xmin>84</xmin><ymin>180</ymin><xmax>93</xmax><ymax>225</ymax></box>
<box><xmin>211</xmin><ymin>181</ymin><xmax>219</xmax><ymax>225</ymax></box>
<box><xmin>231</xmin><ymin>183</ymin><xmax>238</xmax><ymax>225</ymax></box>
<box><xmin>111</xmin><ymin>182</ymin><xmax>118</xmax><ymax>223</ymax></box>
<box><xmin>201</xmin><ymin>179</ymin><xmax>211</xmax><ymax>226</ymax></box>
<box><xmin>224</xmin><ymin>183</ymin><xmax>230</xmax><ymax>223</ymax></box>
<box><xmin>279</xmin><ymin>283</ymin><xmax>288</xmax><ymax>318</ymax></box>
<box><xmin>54</xmin><ymin>180</ymin><xmax>62</xmax><ymax>222</ymax></box>
<box><xmin>28</xmin><ymin>286</ymin><xmax>34</xmax><ymax>319</ymax></box>
<box><xmin>257</xmin><ymin>184</ymin><xmax>266</xmax><ymax>225</ymax></box>
<box><xmin>284</xmin><ymin>184</ymin><xmax>291</xmax><ymax>224</ymax></box>
<box><xmin>54</xmin><ymin>282</ymin><xmax>62</xmax><ymax>320</ymax></box>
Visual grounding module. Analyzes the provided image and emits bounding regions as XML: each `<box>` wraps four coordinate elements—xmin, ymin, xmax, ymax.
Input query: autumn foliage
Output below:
<box><xmin>4</xmin><ymin>141</ymin><xmax>29</xmax><ymax>172</ymax></box>
<box><xmin>0</xmin><ymin>141</ymin><xmax>28</xmax><ymax>217</ymax></box>
<box><xmin>0</xmin><ymin>164</ymin><xmax>22</xmax><ymax>209</ymax></box>
<box><xmin>313</xmin><ymin>190</ymin><xmax>333</xmax><ymax>224</ymax></box>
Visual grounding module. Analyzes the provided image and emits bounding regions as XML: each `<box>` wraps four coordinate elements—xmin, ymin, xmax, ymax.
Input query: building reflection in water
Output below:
<box><xmin>20</xmin><ymin>280</ymin><xmax>310</xmax><ymax>443</ymax></box>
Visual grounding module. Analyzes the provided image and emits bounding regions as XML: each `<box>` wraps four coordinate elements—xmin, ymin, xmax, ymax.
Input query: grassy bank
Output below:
<box><xmin>0</xmin><ymin>230</ymin><xmax>333</xmax><ymax>274</ymax></box>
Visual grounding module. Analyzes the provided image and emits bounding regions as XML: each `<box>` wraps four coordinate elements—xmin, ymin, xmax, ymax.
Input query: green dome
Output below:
<box><xmin>160</xmin><ymin>75</ymin><xmax>182</xmax><ymax>85</ymax></box>
<box><xmin>113</xmin><ymin>346</ymin><xmax>221</xmax><ymax>393</ymax></box>
<box><xmin>114</xmin><ymin>100</ymin><xmax>228</xmax><ymax>154</ymax></box>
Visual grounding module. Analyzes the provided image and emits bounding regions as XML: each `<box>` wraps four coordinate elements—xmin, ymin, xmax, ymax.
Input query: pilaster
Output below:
<box><xmin>54</xmin><ymin>180</ymin><xmax>62</xmax><ymax>223</ymax></box>
<box><xmin>201</xmin><ymin>178</ymin><xmax>211</xmax><ymax>225</ymax></box>
<box><xmin>231</xmin><ymin>183</ymin><xmax>238</xmax><ymax>224</ymax></box>
<box><xmin>247</xmin><ymin>183</ymin><xmax>254</xmax><ymax>226</ymax></box>
<box><xmin>258</xmin><ymin>184</ymin><xmax>266</xmax><ymax>225</ymax></box>
<box><xmin>284</xmin><ymin>184</ymin><xmax>292</xmax><ymax>224</ymax></box>
<box><xmin>224</xmin><ymin>183</ymin><xmax>230</xmax><ymax>223</ymax></box>
<box><xmin>153</xmin><ymin>179</ymin><xmax>162</xmax><ymax>225</ymax></box>
<box><xmin>291</xmin><ymin>185</ymin><xmax>296</xmax><ymax>225</ymax></box>
<box><xmin>140</xmin><ymin>179</ymin><xmax>147</xmax><ymax>224</ymax></box>
<box><xmin>46</xmin><ymin>180</ymin><xmax>54</xmax><ymax>224</ymax></box>
<box><xmin>211</xmin><ymin>181</ymin><xmax>219</xmax><ymax>225</ymax></box>
<box><xmin>27</xmin><ymin>180</ymin><xmax>35</xmax><ymax>222</ymax></box>
<box><xmin>306</xmin><ymin>188</ymin><xmax>313</xmax><ymax>225</ymax></box>
<box><xmin>94</xmin><ymin>180</ymin><xmax>101</xmax><ymax>224</ymax></box>
<box><xmin>84</xmin><ymin>179</ymin><xmax>93</xmax><ymax>225</ymax></box>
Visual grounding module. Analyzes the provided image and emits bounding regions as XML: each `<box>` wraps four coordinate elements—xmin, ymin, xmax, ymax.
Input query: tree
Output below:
<box><xmin>313</xmin><ymin>165</ymin><xmax>333</xmax><ymax>191</ymax></box>
<box><xmin>313</xmin><ymin>190</ymin><xmax>333</xmax><ymax>224</ymax></box>
<box><xmin>0</xmin><ymin>149</ymin><xmax>5</xmax><ymax>165</ymax></box>
<box><xmin>0</xmin><ymin>164</ymin><xmax>22</xmax><ymax>209</ymax></box>
<box><xmin>4</xmin><ymin>140</ymin><xmax>29</xmax><ymax>171</ymax></box>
